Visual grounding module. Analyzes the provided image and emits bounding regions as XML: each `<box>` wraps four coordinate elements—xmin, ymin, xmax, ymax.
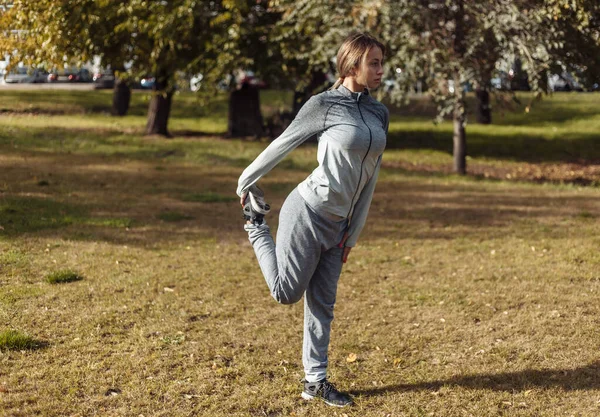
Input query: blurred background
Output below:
<box><xmin>0</xmin><ymin>0</ymin><xmax>598</xmax><ymax>174</ymax></box>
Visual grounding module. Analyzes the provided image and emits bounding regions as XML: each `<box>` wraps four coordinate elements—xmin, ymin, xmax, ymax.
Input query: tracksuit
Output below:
<box><xmin>237</xmin><ymin>84</ymin><xmax>388</xmax><ymax>382</ymax></box>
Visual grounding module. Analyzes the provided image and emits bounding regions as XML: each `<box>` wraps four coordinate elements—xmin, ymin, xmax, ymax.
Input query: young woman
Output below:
<box><xmin>237</xmin><ymin>32</ymin><xmax>388</xmax><ymax>407</ymax></box>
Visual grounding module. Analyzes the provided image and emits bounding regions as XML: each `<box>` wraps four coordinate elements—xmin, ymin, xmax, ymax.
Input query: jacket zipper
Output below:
<box><xmin>346</xmin><ymin>96</ymin><xmax>373</xmax><ymax>220</ymax></box>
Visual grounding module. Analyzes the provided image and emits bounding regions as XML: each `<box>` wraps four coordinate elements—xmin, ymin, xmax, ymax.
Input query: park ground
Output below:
<box><xmin>0</xmin><ymin>89</ymin><xmax>599</xmax><ymax>416</ymax></box>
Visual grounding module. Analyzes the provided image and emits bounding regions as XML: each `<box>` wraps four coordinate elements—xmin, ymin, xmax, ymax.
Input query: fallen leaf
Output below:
<box><xmin>105</xmin><ymin>388</ymin><xmax>121</xmax><ymax>396</ymax></box>
<box><xmin>346</xmin><ymin>353</ymin><xmax>358</xmax><ymax>363</ymax></box>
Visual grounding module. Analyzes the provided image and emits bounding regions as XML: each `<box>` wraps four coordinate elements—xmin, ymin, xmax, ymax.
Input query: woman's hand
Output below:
<box><xmin>342</xmin><ymin>247</ymin><xmax>352</xmax><ymax>263</ymax></box>
<box><xmin>338</xmin><ymin>232</ymin><xmax>351</xmax><ymax>263</ymax></box>
<box><xmin>240</xmin><ymin>192</ymin><xmax>247</xmax><ymax>206</ymax></box>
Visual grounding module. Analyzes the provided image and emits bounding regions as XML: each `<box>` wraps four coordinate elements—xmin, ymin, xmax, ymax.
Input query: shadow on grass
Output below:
<box><xmin>0</xmin><ymin>196</ymin><xmax>85</xmax><ymax>235</ymax></box>
<box><xmin>0</xmin><ymin>124</ymin><xmax>259</xmax><ymax>167</ymax></box>
<box><xmin>351</xmin><ymin>361</ymin><xmax>600</xmax><ymax>396</ymax></box>
<box><xmin>0</xmin><ymin>89</ymin><xmax>221</xmax><ymax>119</ymax></box>
<box><xmin>2</xmin><ymin>163</ymin><xmax>598</xmax><ymax>246</ymax></box>
<box><xmin>386</xmin><ymin>129</ymin><xmax>600</xmax><ymax>163</ymax></box>
<box><xmin>0</xmin><ymin>196</ymin><xmax>135</xmax><ymax>239</ymax></box>
<box><xmin>363</xmin><ymin>179</ymin><xmax>600</xmax><ymax>241</ymax></box>
<box><xmin>170</xmin><ymin>130</ymin><xmax>227</xmax><ymax>138</ymax></box>
<box><xmin>2</xmin><ymin>145</ymin><xmax>598</xmax><ymax>246</ymax></box>
<box><xmin>386</xmin><ymin>93</ymin><xmax>600</xmax><ymax>126</ymax></box>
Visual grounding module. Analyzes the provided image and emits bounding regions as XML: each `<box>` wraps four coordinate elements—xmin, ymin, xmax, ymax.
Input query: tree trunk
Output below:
<box><xmin>292</xmin><ymin>71</ymin><xmax>328</xmax><ymax>116</ymax></box>
<box><xmin>475</xmin><ymin>87</ymin><xmax>491</xmax><ymax>124</ymax></box>
<box><xmin>227</xmin><ymin>83</ymin><xmax>264</xmax><ymax>138</ymax></box>
<box><xmin>145</xmin><ymin>80</ymin><xmax>173</xmax><ymax>137</ymax></box>
<box><xmin>111</xmin><ymin>79</ymin><xmax>131</xmax><ymax>116</ymax></box>
<box><xmin>452</xmin><ymin>0</ymin><xmax>467</xmax><ymax>174</ymax></box>
<box><xmin>453</xmin><ymin>100</ymin><xmax>467</xmax><ymax>175</ymax></box>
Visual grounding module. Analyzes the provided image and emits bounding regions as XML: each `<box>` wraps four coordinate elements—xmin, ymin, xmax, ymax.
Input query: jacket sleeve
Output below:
<box><xmin>236</xmin><ymin>95</ymin><xmax>325</xmax><ymax>196</ymax></box>
<box><xmin>344</xmin><ymin>155</ymin><xmax>382</xmax><ymax>248</ymax></box>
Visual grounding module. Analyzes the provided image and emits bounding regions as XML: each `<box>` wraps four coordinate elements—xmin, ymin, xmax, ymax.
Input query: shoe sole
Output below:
<box><xmin>300</xmin><ymin>392</ymin><xmax>350</xmax><ymax>407</ymax></box>
<box><xmin>249</xmin><ymin>192</ymin><xmax>270</xmax><ymax>215</ymax></box>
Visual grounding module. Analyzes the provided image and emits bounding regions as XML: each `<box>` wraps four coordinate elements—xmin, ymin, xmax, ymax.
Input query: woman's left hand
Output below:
<box><xmin>342</xmin><ymin>247</ymin><xmax>352</xmax><ymax>263</ymax></box>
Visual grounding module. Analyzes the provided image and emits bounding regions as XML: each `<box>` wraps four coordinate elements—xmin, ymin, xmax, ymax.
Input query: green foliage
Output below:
<box><xmin>46</xmin><ymin>270</ymin><xmax>83</xmax><ymax>284</ymax></box>
<box><xmin>274</xmin><ymin>0</ymin><xmax>600</xmax><ymax>173</ymax></box>
<box><xmin>0</xmin><ymin>0</ymin><xmax>132</xmax><ymax>72</ymax></box>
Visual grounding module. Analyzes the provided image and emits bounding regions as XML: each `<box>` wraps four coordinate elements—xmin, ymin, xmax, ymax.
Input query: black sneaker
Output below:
<box><xmin>301</xmin><ymin>379</ymin><xmax>353</xmax><ymax>407</ymax></box>
<box><xmin>242</xmin><ymin>184</ymin><xmax>270</xmax><ymax>226</ymax></box>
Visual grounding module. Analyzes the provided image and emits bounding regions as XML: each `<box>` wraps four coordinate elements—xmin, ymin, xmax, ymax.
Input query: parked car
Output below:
<box><xmin>4</xmin><ymin>67</ymin><xmax>47</xmax><ymax>83</ymax></box>
<box><xmin>238</xmin><ymin>70</ymin><xmax>268</xmax><ymax>89</ymax></box>
<box><xmin>68</xmin><ymin>68</ymin><xmax>92</xmax><ymax>82</ymax></box>
<box><xmin>93</xmin><ymin>71</ymin><xmax>115</xmax><ymax>89</ymax></box>
<box><xmin>189</xmin><ymin>74</ymin><xmax>203</xmax><ymax>92</ymax></box>
<box><xmin>549</xmin><ymin>72</ymin><xmax>584</xmax><ymax>92</ymax></box>
<box><xmin>139</xmin><ymin>76</ymin><xmax>156</xmax><ymax>89</ymax></box>
<box><xmin>491</xmin><ymin>71</ymin><xmax>511</xmax><ymax>90</ymax></box>
<box><xmin>47</xmin><ymin>68</ymin><xmax>92</xmax><ymax>83</ymax></box>
<box><xmin>47</xmin><ymin>71</ymin><xmax>59</xmax><ymax>82</ymax></box>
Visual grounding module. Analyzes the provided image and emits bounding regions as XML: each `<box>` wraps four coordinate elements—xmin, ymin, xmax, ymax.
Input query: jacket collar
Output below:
<box><xmin>337</xmin><ymin>84</ymin><xmax>370</xmax><ymax>101</ymax></box>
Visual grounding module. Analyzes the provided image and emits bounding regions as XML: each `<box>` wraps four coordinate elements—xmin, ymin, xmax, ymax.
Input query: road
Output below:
<box><xmin>0</xmin><ymin>82</ymin><xmax>97</xmax><ymax>90</ymax></box>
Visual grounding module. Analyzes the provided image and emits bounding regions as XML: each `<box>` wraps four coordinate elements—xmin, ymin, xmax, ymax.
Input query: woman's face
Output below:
<box><xmin>357</xmin><ymin>46</ymin><xmax>384</xmax><ymax>89</ymax></box>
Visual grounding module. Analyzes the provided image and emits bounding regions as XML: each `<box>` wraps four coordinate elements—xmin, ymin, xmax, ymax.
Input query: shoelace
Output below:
<box><xmin>320</xmin><ymin>380</ymin><xmax>337</xmax><ymax>397</ymax></box>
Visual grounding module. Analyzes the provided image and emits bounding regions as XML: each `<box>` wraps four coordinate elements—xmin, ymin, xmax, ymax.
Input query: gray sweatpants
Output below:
<box><xmin>244</xmin><ymin>188</ymin><xmax>348</xmax><ymax>383</ymax></box>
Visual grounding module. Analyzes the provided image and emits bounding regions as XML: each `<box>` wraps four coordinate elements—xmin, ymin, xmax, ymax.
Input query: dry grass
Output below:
<box><xmin>1</xmin><ymin>91</ymin><xmax>600</xmax><ymax>416</ymax></box>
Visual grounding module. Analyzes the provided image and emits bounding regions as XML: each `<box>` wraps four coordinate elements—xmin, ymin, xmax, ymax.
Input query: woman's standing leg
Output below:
<box><xmin>302</xmin><ymin>245</ymin><xmax>344</xmax><ymax>382</ymax></box>
<box><xmin>300</xmin><ymin>217</ymin><xmax>353</xmax><ymax>407</ymax></box>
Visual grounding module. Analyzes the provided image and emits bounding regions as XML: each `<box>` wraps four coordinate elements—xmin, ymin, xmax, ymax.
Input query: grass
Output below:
<box><xmin>45</xmin><ymin>270</ymin><xmax>83</xmax><ymax>284</ymax></box>
<box><xmin>157</xmin><ymin>212</ymin><xmax>195</xmax><ymax>222</ymax></box>
<box><xmin>0</xmin><ymin>88</ymin><xmax>599</xmax><ymax>416</ymax></box>
<box><xmin>181</xmin><ymin>192</ymin><xmax>238</xmax><ymax>203</ymax></box>
<box><xmin>0</xmin><ymin>330</ymin><xmax>44</xmax><ymax>351</ymax></box>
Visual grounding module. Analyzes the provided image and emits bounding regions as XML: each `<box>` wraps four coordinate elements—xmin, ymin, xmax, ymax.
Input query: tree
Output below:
<box><xmin>217</xmin><ymin>0</ymin><xmax>283</xmax><ymax>138</ymax></box>
<box><xmin>0</xmin><ymin>0</ymin><xmax>233</xmax><ymax>136</ymax></box>
<box><xmin>544</xmin><ymin>0</ymin><xmax>600</xmax><ymax>90</ymax></box>
<box><xmin>273</xmin><ymin>0</ymin><xmax>600</xmax><ymax>174</ymax></box>
<box><xmin>0</xmin><ymin>0</ymin><xmax>135</xmax><ymax>116</ymax></box>
<box><xmin>113</xmin><ymin>0</ymin><xmax>232</xmax><ymax>136</ymax></box>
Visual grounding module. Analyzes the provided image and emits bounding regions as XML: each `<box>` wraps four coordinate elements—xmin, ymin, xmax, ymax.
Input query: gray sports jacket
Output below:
<box><xmin>237</xmin><ymin>84</ymin><xmax>388</xmax><ymax>247</ymax></box>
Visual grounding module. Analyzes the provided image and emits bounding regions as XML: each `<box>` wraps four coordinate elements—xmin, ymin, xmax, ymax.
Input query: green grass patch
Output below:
<box><xmin>575</xmin><ymin>211</ymin><xmax>595</xmax><ymax>219</ymax></box>
<box><xmin>0</xmin><ymin>330</ymin><xmax>45</xmax><ymax>351</ymax></box>
<box><xmin>157</xmin><ymin>212</ymin><xmax>194</xmax><ymax>222</ymax></box>
<box><xmin>181</xmin><ymin>192</ymin><xmax>237</xmax><ymax>203</ymax></box>
<box><xmin>46</xmin><ymin>270</ymin><xmax>83</xmax><ymax>284</ymax></box>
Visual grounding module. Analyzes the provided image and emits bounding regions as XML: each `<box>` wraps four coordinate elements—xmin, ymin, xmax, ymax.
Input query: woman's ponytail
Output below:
<box><xmin>329</xmin><ymin>77</ymin><xmax>344</xmax><ymax>91</ymax></box>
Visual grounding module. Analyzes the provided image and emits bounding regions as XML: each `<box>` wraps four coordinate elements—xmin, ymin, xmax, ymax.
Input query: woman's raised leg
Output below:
<box><xmin>245</xmin><ymin>188</ymin><xmax>323</xmax><ymax>304</ymax></box>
